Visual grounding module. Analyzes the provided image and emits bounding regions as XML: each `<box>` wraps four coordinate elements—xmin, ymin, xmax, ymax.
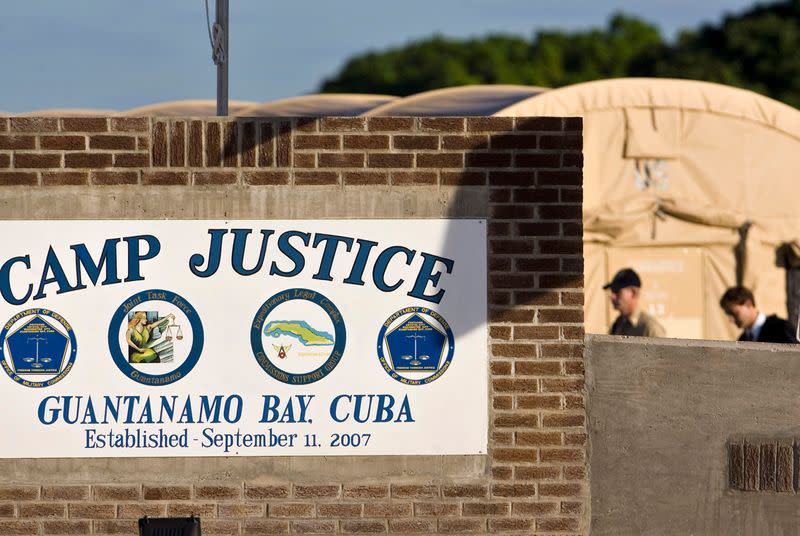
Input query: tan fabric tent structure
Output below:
<box><xmin>15</xmin><ymin>108</ymin><xmax>120</xmax><ymax>117</ymax></box>
<box><xmin>123</xmin><ymin>100</ymin><xmax>258</xmax><ymax>116</ymax></box>
<box><xmin>497</xmin><ymin>78</ymin><xmax>800</xmax><ymax>340</ymax></box>
<box><xmin>236</xmin><ymin>94</ymin><xmax>396</xmax><ymax>117</ymax></box>
<box><xmin>364</xmin><ymin>85</ymin><xmax>546</xmax><ymax>116</ymax></box>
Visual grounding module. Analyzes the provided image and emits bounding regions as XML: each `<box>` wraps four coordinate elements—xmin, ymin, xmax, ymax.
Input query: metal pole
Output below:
<box><xmin>216</xmin><ymin>0</ymin><xmax>229</xmax><ymax>116</ymax></box>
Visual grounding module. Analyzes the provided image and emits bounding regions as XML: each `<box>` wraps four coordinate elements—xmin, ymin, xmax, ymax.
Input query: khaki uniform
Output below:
<box><xmin>609</xmin><ymin>310</ymin><xmax>666</xmax><ymax>337</ymax></box>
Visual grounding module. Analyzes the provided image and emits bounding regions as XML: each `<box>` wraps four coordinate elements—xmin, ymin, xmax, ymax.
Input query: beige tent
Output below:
<box><xmin>365</xmin><ymin>85</ymin><xmax>546</xmax><ymax>116</ymax></box>
<box><xmin>497</xmin><ymin>78</ymin><xmax>800</xmax><ymax>340</ymax></box>
<box><xmin>236</xmin><ymin>94</ymin><xmax>397</xmax><ymax>117</ymax></box>
<box><xmin>123</xmin><ymin>100</ymin><xmax>258</xmax><ymax>116</ymax></box>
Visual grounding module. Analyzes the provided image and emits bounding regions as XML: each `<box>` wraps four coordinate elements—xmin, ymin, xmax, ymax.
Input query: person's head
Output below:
<box><xmin>128</xmin><ymin>311</ymin><xmax>147</xmax><ymax>329</ymax></box>
<box><xmin>719</xmin><ymin>286</ymin><xmax>759</xmax><ymax>329</ymax></box>
<box><xmin>603</xmin><ymin>268</ymin><xmax>642</xmax><ymax>317</ymax></box>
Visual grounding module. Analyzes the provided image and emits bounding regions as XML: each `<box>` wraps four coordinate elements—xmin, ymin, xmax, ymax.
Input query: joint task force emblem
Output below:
<box><xmin>251</xmin><ymin>288</ymin><xmax>346</xmax><ymax>385</ymax></box>
<box><xmin>0</xmin><ymin>309</ymin><xmax>77</xmax><ymax>388</ymax></box>
<box><xmin>377</xmin><ymin>307</ymin><xmax>455</xmax><ymax>386</ymax></box>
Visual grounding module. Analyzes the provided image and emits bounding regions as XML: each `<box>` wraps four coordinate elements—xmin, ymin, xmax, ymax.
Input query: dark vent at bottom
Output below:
<box><xmin>139</xmin><ymin>516</ymin><xmax>201</xmax><ymax>536</ymax></box>
<box><xmin>728</xmin><ymin>439</ymin><xmax>798</xmax><ymax>492</ymax></box>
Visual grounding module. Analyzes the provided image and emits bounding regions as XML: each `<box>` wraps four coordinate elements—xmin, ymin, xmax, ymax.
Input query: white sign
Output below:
<box><xmin>0</xmin><ymin>220</ymin><xmax>487</xmax><ymax>457</ymax></box>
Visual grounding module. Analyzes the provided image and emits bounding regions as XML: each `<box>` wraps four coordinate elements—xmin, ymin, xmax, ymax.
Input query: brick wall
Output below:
<box><xmin>0</xmin><ymin>115</ymin><xmax>585</xmax><ymax>535</ymax></box>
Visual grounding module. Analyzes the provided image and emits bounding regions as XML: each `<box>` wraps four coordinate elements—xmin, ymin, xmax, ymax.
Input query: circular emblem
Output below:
<box><xmin>377</xmin><ymin>306</ymin><xmax>454</xmax><ymax>386</ymax></box>
<box><xmin>107</xmin><ymin>290</ymin><xmax>204</xmax><ymax>386</ymax></box>
<box><xmin>0</xmin><ymin>308</ymin><xmax>77</xmax><ymax>388</ymax></box>
<box><xmin>250</xmin><ymin>288</ymin><xmax>346</xmax><ymax>385</ymax></box>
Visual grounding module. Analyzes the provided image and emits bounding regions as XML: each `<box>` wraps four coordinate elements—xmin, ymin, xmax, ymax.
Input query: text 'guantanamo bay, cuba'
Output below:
<box><xmin>0</xmin><ymin>228</ymin><xmax>455</xmax><ymax>307</ymax></box>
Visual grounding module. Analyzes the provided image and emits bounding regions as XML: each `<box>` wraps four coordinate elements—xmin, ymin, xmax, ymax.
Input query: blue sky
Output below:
<box><xmin>2</xmin><ymin>0</ymin><xmax>757</xmax><ymax>113</ymax></box>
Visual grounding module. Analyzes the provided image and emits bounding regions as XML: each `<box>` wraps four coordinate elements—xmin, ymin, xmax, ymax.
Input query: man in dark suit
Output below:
<box><xmin>719</xmin><ymin>286</ymin><xmax>798</xmax><ymax>343</ymax></box>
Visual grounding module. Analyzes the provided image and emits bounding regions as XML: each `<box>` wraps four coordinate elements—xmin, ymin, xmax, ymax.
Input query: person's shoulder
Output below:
<box><xmin>638</xmin><ymin>311</ymin><xmax>666</xmax><ymax>337</ymax></box>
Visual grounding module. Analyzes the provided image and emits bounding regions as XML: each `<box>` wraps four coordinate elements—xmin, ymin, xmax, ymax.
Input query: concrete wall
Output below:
<box><xmin>0</xmin><ymin>116</ymin><xmax>585</xmax><ymax>535</ymax></box>
<box><xmin>587</xmin><ymin>334</ymin><xmax>800</xmax><ymax>536</ymax></box>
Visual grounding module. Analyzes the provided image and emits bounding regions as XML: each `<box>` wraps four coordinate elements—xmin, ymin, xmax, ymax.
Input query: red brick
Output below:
<box><xmin>565</xmin><ymin>432</ymin><xmax>588</xmax><ymax>445</ymax></box>
<box><xmin>441</xmin><ymin>484</ymin><xmax>488</xmax><ymax>498</ymax></box>
<box><xmin>391</xmin><ymin>485</ymin><xmax>438</xmax><ymax>499</ymax></box>
<box><xmin>243</xmin><ymin>519</ymin><xmax>290</xmax><ymax>535</ymax></box>
<box><xmin>489</xmin><ymin>308</ymin><xmax>534</xmax><ymax>323</ymax></box>
<box><xmin>563</xmin><ymin>152</ymin><xmax>583</xmax><ymax>168</ymax></box>
<box><xmin>93</xmin><ymin>485</ymin><xmax>140</xmax><ymax>501</ymax></box>
<box><xmin>515</xmin><ymin>188</ymin><xmax>560</xmax><ymax>203</ymax></box>
<box><xmin>11</xmin><ymin>117</ymin><xmax>58</xmax><ymax>132</ymax></box>
<box><xmin>518</xmin><ymin>395</ymin><xmax>562</xmax><ymax>410</ymax></box>
<box><xmin>413</xmin><ymin>503</ymin><xmax>458</xmax><ymax>516</ymax></box>
<box><xmin>419</xmin><ymin>118</ymin><xmax>464</xmax><ymax>132</ymax></box>
<box><xmin>0</xmin><ymin>135</ymin><xmax>35</xmax><ymax>149</ymax></box>
<box><xmin>41</xmin><ymin>172</ymin><xmax>87</xmax><ymax>186</ymax></box>
<box><xmin>442</xmin><ymin>135</ymin><xmax>488</xmax><ymax>150</ymax></box>
<box><xmin>18</xmin><ymin>503</ymin><xmax>66</xmax><ymax>518</ymax></box>
<box><xmin>493</xmin><ymin>412</ymin><xmax>538</xmax><ymax>427</ymax></box>
<box><xmin>244</xmin><ymin>484</ymin><xmax>290</xmax><ymax>499</ymax></box>
<box><xmin>539</xmin><ymin>170</ymin><xmax>582</xmax><ymax>186</ymax></box>
<box><xmin>516</xmin><ymin>466</ymin><xmax>561</xmax><ymax>480</ymax></box>
<box><xmin>292</xmin><ymin>519</ymin><xmax>337</xmax><ymax>534</ymax></box>
<box><xmin>516</xmin><ymin>361</ymin><xmax>561</xmax><ymax>376</ymax></box>
<box><xmin>489</xmin><ymin>189</ymin><xmax>511</xmax><ymax>203</ymax></box>
<box><xmin>243</xmin><ymin>170</ymin><xmax>289</xmax><ymax>185</ymax></box>
<box><xmin>537</xmin><ymin>517</ymin><xmax>580</xmax><ymax>531</ymax></box>
<box><xmin>0</xmin><ymin>520</ymin><xmax>39</xmax><ymax>535</ymax></box>
<box><xmin>292</xmin><ymin>153</ymin><xmax>314</xmax><ymax>168</ymax></box>
<box><xmin>294</xmin><ymin>135</ymin><xmax>340</xmax><ymax>150</ymax></box>
<box><xmin>367</xmin><ymin>153</ymin><xmax>413</xmax><ymax>168</ymax></box>
<box><xmin>277</xmin><ymin>122</ymin><xmax>292</xmax><ymax>167</ymax></box>
<box><xmin>515</xmin><ymin>117</ymin><xmax>564</xmax><ymax>131</ymax></box>
<box><xmin>564</xmin><ymin>465</ymin><xmax>587</xmax><ymax>480</ymax></box>
<box><xmin>468</xmin><ymin>117</ymin><xmax>513</xmax><ymax>131</ymax></box>
<box><xmin>90</xmin><ymin>135</ymin><xmax>136</xmax><ymax>150</ymax></box>
<box><xmin>514</xmin><ymin>326</ymin><xmax>559</xmax><ymax>339</ymax></box>
<box><xmin>367</xmin><ymin>117</ymin><xmax>415</xmax><ymax>131</ymax></box>
<box><xmin>293</xmin><ymin>520</ymin><xmax>337</xmax><ymax>534</ymax></box>
<box><xmin>167</xmin><ymin>503</ymin><xmax>216</xmax><ymax>517</ymax></box>
<box><xmin>319</xmin><ymin>152</ymin><xmax>365</xmax><ymax>168</ymax></box>
<box><xmin>543</xmin><ymin>413</ymin><xmax>585</xmax><ymax>427</ymax></box>
<box><xmin>222</xmin><ymin>121</ymin><xmax>238</xmax><ymax>167</ymax></box>
<box><xmin>15</xmin><ymin>153</ymin><xmax>60</xmax><ymax>168</ymax></box>
<box><xmin>294</xmin><ymin>118</ymin><xmax>318</xmax><ymax>132</ymax></box>
<box><xmin>539</xmin><ymin>483</ymin><xmax>582</xmax><ymax>497</ymax></box>
<box><xmin>0</xmin><ymin>172</ymin><xmax>38</xmax><ymax>186</ymax></box>
<box><xmin>112</xmin><ymin>117</ymin><xmax>149</xmax><ymax>132</ymax></box>
<box><xmin>43</xmin><ymin>519</ymin><xmax>91</xmax><ymax>534</ymax></box>
<box><xmin>341</xmin><ymin>520</ymin><xmax>387</xmax><ymax>533</ymax></box>
<box><xmin>512</xmin><ymin>501</ymin><xmax>557</xmax><ymax>515</ymax></box>
<box><xmin>194</xmin><ymin>484</ymin><xmax>241</xmax><ymax>500</ymax></box>
<box><xmin>64</xmin><ymin>153</ymin><xmax>111</xmax><ymax>168</ymax></box>
<box><xmin>113</xmin><ymin>153</ymin><xmax>149</xmax><ymax>167</ymax></box>
<box><xmin>441</xmin><ymin>170</ymin><xmax>485</xmax><ymax>185</ymax></box>
<box><xmin>40</xmin><ymin>135</ymin><xmax>85</xmax><ymax>150</ymax></box>
<box><xmin>295</xmin><ymin>171</ymin><xmax>339</xmax><ymax>186</ymax></box>
<box><xmin>218</xmin><ymin>504</ymin><xmax>264</xmax><ymax>517</ymax></box>
<box><xmin>293</xmin><ymin>484</ymin><xmax>340</xmax><ymax>498</ymax></box>
<box><xmin>67</xmin><ymin>503</ymin><xmax>115</xmax><ymax>518</ymax></box>
<box><xmin>493</xmin><ymin>396</ymin><xmax>512</xmax><ymax>410</ymax></box>
<box><xmin>490</xmin><ymin>325</ymin><xmax>512</xmax><ymax>340</ymax></box>
<box><xmin>541</xmin><ymin>448</ymin><xmax>584</xmax><ymax>462</ymax></box>
<box><xmin>494</xmin><ymin>448</ymin><xmax>536</xmax><ymax>463</ymax></box>
<box><xmin>491</xmin><ymin>239</ymin><xmax>534</xmax><ymax>254</ymax></box>
<box><xmin>561</xmin><ymin>500</ymin><xmax>584</xmax><ymax>514</ymax></box>
<box><xmin>489</xmin><ymin>518</ymin><xmax>534</xmax><ymax>532</ymax></box>
<box><xmin>539</xmin><ymin>134</ymin><xmax>582</xmax><ymax>150</ymax></box>
<box><xmin>205</xmin><ymin>122</ymin><xmax>221</xmax><ymax>167</ymax></box>
<box><xmin>416</xmin><ymin>153</ymin><xmax>463</xmax><ymax>168</ymax></box>
<box><xmin>193</xmin><ymin>171</ymin><xmax>238</xmax><ymax>185</ymax></box>
<box><xmin>117</xmin><ymin>504</ymin><xmax>166</xmax><ymax>518</ymax></box>
<box><xmin>317</xmin><ymin>504</ymin><xmax>362</xmax><ymax>517</ymax></box>
<box><xmin>0</xmin><ymin>504</ymin><xmax>13</xmax><ymax>517</ymax></box>
<box><xmin>539</xmin><ymin>309</ymin><xmax>583</xmax><ymax>324</ymax></box>
<box><xmin>492</xmin><ymin>466</ymin><xmax>513</xmax><ymax>480</ymax></box>
<box><xmin>61</xmin><ymin>117</ymin><xmax>108</xmax><ymax>132</ymax></box>
<box><xmin>268</xmin><ymin>503</ymin><xmax>314</xmax><ymax>517</ymax></box>
<box><xmin>491</xmin><ymin>361</ymin><xmax>512</xmax><ymax>375</ymax></box>
<box><xmin>516</xmin><ymin>153</ymin><xmax>561</xmax><ymax>168</ymax></box>
<box><xmin>343</xmin><ymin>485</ymin><xmax>389</xmax><ymax>499</ymax></box>
<box><xmin>462</xmin><ymin>502</ymin><xmax>510</xmax><ymax>516</ymax></box>
<box><xmin>92</xmin><ymin>519</ymin><xmax>138</xmax><ymax>535</ymax></box>
<box><xmin>187</xmin><ymin>120</ymin><xmax>203</xmax><ymax>166</ymax></box>
<box><xmin>344</xmin><ymin>135</ymin><xmax>389</xmax><ymax>150</ymax></box>
<box><xmin>389</xmin><ymin>519</ymin><xmax>434</xmax><ymax>533</ymax></box>
<box><xmin>492</xmin><ymin>484</ymin><xmax>537</xmax><ymax>498</ymax></box>
<box><xmin>437</xmin><ymin>518</ymin><xmax>484</xmax><ymax>533</ymax></box>
<box><xmin>143</xmin><ymin>485</ymin><xmax>191</xmax><ymax>500</ymax></box>
<box><xmin>489</xmin><ymin>171</ymin><xmax>535</xmax><ymax>186</ymax></box>
<box><xmin>541</xmin><ymin>343</ymin><xmax>583</xmax><ymax>358</ymax></box>
<box><xmin>391</xmin><ymin>171</ymin><xmax>437</xmax><ymax>185</ymax></box>
<box><xmin>201</xmin><ymin>520</ymin><xmax>240</xmax><ymax>535</ymax></box>
<box><xmin>363</xmin><ymin>502</ymin><xmax>412</xmax><ymax>517</ymax></box>
<box><xmin>490</xmin><ymin>134</ymin><xmax>538</xmax><ymax>149</ymax></box>
<box><xmin>321</xmin><ymin>117</ymin><xmax>365</xmax><ymax>131</ymax></box>
<box><xmin>466</xmin><ymin>152</ymin><xmax>511</xmax><ymax>167</ymax></box>
<box><xmin>393</xmin><ymin>135</ymin><xmax>438</xmax><ymax>150</ymax></box>
<box><xmin>142</xmin><ymin>171</ymin><xmax>189</xmax><ymax>185</ymax></box>
<box><xmin>490</xmin><ymin>205</ymin><xmax>534</xmax><ymax>219</ymax></box>
<box><xmin>257</xmin><ymin>122</ymin><xmax>274</xmax><ymax>167</ymax></box>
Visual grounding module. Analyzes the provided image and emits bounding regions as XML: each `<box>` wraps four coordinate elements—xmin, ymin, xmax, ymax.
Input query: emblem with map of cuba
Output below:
<box><xmin>251</xmin><ymin>288</ymin><xmax>346</xmax><ymax>384</ymax></box>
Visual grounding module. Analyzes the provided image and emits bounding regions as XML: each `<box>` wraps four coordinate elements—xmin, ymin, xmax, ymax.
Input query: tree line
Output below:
<box><xmin>319</xmin><ymin>1</ymin><xmax>800</xmax><ymax>108</ymax></box>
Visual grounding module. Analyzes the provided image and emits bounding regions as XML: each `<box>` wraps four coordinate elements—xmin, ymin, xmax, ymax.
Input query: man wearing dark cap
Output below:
<box><xmin>604</xmin><ymin>268</ymin><xmax>666</xmax><ymax>337</ymax></box>
<box><xmin>719</xmin><ymin>286</ymin><xmax>797</xmax><ymax>343</ymax></box>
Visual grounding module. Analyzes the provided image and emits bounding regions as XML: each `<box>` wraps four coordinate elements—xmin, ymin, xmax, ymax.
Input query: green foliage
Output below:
<box><xmin>319</xmin><ymin>1</ymin><xmax>800</xmax><ymax>107</ymax></box>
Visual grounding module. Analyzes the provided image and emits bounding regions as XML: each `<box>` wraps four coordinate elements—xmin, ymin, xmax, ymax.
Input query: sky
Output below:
<box><xmin>2</xmin><ymin>0</ymin><xmax>758</xmax><ymax>113</ymax></box>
